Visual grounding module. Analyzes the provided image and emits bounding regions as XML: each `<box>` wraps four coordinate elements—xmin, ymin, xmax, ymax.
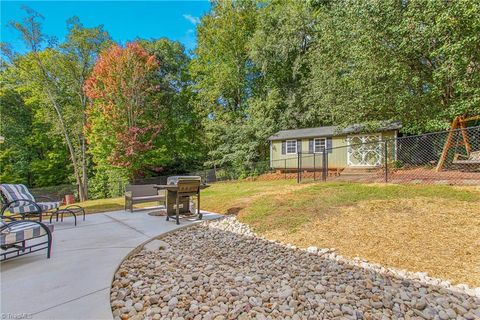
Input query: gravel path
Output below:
<box><xmin>111</xmin><ymin>217</ymin><xmax>480</xmax><ymax>320</ymax></box>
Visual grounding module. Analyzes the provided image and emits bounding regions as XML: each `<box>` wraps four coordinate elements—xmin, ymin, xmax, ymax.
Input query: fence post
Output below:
<box><xmin>384</xmin><ymin>141</ymin><xmax>388</xmax><ymax>183</ymax></box>
<box><xmin>313</xmin><ymin>153</ymin><xmax>316</xmax><ymax>181</ymax></box>
<box><xmin>325</xmin><ymin>150</ymin><xmax>329</xmax><ymax>181</ymax></box>
<box><xmin>284</xmin><ymin>159</ymin><xmax>287</xmax><ymax>180</ymax></box>
<box><xmin>322</xmin><ymin>151</ymin><xmax>327</xmax><ymax>181</ymax></box>
<box><xmin>297</xmin><ymin>153</ymin><xmax>300</xmax><ymax>183</ymax></box>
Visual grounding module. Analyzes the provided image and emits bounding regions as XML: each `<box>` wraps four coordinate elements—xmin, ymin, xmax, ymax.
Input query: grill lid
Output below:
<box><xmin>167</xmin><ymin>176</ymin><xmax>202</xmax><ymax>185</ymax></box>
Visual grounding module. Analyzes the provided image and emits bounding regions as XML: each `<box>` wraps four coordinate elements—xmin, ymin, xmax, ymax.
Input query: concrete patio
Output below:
<box><xmin>1</xmin><ymin>209</ymin><xmax>221</xmax><ymax>320</ymax></box>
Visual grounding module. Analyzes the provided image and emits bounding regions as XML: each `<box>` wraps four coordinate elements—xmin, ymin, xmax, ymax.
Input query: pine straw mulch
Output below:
<box><xmin>255</xmin><ymin>196</ymin><xmax>480</xmax><ymax>288</ymax></box>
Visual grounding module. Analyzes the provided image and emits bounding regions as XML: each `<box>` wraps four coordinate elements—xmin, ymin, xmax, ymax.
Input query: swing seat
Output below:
<box><xmin>452</xmin><ymin>151</ymin><xmax>480</xmax><ymax>165</ymax></box>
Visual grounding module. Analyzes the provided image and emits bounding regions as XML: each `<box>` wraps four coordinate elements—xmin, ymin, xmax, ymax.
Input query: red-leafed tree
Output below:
<box><xmin>84</xmin><ymin>42</ymin><xmax>161</xmax><ymax>179</ymax></box>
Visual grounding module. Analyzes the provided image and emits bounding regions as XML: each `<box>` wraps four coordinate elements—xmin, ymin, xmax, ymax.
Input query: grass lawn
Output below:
<box><xmin>75</xmin><ymin>179</ymin><xmax>479</xmax><ymax>286</ymax></box>
<box><xmin>238</xmin><ymin>182</ymin><xmax>480</xmax><ymax>287</ymax></box>
<box><xmin>75</xmin><ymin>179</ymin><xmax>299</xmax><ymax>214</ymax></box>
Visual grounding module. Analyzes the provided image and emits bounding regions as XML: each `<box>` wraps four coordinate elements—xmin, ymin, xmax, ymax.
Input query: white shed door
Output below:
<box><xmin>347</xmin><ymin>135</ymin><xmax>382</xmax><ymax>166</ymax></box>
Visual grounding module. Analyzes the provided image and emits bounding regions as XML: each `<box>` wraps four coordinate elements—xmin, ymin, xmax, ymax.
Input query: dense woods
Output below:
<box><xmin>1</xmin><ymin>0</ymin><xmax>479</xmax><ymax>198</ymax></box>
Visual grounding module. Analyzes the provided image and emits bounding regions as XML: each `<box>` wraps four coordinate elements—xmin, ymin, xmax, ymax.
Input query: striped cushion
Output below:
<box><xmin>0</xmin><ymin>222</ymin><xmax>54</xmax><ymax>245</ymax></box>
<box><xmin>7</xmin><ymin>202</ymin><xmax>60</xmax><ymax>214</ymax></box>
<box><xmin>0</xmin><ymin>184</ymin><xmax>35</xmax><ymax>206</ymax></box>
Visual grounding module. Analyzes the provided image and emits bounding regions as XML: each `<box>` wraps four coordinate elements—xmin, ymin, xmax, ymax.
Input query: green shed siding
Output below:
<box><xmin>270</xmin><ymin>130</ymin><xmax>397</xmax><ymax>169</ymax></box>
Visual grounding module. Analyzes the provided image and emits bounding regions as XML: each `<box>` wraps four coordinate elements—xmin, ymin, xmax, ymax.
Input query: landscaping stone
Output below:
<box><xmin>143</xmin><ymin>239</ymin><xmax>170</xmax><ymax>252</ymax></box>
<box><xmin>306</xmin><ymin>246</ymin><xmax>318</xmax><ymax>254</ymax></box>
<box><xmin>111</xmin><ymin>217</ymin><xmax>480</xmax><ymax>320</ymax></box>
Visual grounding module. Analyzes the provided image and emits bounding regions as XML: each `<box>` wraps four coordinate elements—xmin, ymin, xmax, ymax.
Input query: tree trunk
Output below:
<box><xmin>33</xmin><ymin>54</ymin><xmax>87</xmax><ymax>202</ymax></box>
<box><xmin>80</xmin><ymin>93</ymin><xmax>89</xmax><ymax>201</ymax></box>
<box><xmin>81</xmin><ymin>135</ymin><xmax>88</xmax><ymax>200</ymax></box>
<box><xmin>45</xmin><ymin>88</ymin><xmax>86</xmax><ymax>201</ymax></box>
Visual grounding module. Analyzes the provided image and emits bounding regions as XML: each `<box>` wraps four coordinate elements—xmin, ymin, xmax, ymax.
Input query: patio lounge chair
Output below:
<box><xmin>0</xmin><ymin>184</ymin><xmax>60</xmax><ymax>222</ymax></box>
<box><xmin>1</xmin><ymin>215</ymin><xmax>53</xmax><ymax>261</ymax></box>
<box><xmin>0</xmin><ymin>184</ymin><xmax>85</xmax><ymax>226</ymax></box>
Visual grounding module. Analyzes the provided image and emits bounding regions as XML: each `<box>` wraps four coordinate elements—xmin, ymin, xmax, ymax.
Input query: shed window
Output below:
<box><xmin>314</xmin><ymin>138</ymin><xmax>326</xmax><ymax>153</ymax></box>
<box><xmin>286</xmin><ymin>140</ymin><xmax>297</xmax><ymax>154</ymax></box>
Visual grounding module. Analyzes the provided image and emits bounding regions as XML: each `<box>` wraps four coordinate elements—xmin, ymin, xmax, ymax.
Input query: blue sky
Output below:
<box><xmin>1</xmin><ymin>1</ymin><xmax>211</xmax><ymax>54</ymax></box>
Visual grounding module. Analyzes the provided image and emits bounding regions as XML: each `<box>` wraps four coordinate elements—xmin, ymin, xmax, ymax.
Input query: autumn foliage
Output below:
<box><xmin>84</xmin><ymin>42</ymin><xmax>160</xmax><ymax>172</ymax></box>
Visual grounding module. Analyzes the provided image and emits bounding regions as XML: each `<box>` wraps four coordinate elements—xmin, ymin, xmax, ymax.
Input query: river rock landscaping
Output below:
<box><xmin>111</xmin><ymin>217</ymin><xmax>480</xmax><ymax>320</ymax></box>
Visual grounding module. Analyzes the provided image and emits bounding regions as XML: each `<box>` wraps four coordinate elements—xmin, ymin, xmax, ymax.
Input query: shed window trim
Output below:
<box><xmin>286</xmin><ymin>140</ymin><xmax>297</xmax><ymax>154</ymax></box>
<box><xmin>314</xmin><ymin>138</ymin><xmax>326</xmax><ymax>153</ymax></box>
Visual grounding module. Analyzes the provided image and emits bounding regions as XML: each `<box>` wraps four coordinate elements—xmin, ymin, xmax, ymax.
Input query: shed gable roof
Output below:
<box><xmin>268</xmin><ymin>121</ymin><xmax>402</xmax><ymax>141</ymax></box>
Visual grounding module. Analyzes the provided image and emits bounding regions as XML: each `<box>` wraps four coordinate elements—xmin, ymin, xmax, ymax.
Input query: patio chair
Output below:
<box><xmin>0</xmin><ymin>184</ymin><xmax>85</xmax><ymax>226</ymax></box>
<box><xmin>0</xmin><ymin>184</ymin><xmax>60</xmax><ymax>222</ymax></box>
<box><xmin>1</xmin><ymin>215</ymin><xmax>53</xmax><ymax>261</ymax></box>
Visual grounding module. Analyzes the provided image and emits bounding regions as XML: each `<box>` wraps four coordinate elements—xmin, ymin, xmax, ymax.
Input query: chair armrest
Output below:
<box><xmin>125</xmin><ymin>191</ymin><xmax>133</xmax><ymax>199</ymax></box>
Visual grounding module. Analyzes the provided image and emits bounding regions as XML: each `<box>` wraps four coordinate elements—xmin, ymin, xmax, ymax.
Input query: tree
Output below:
<box><xmin>58</xmin><ymin>17</ymin><xmax>111</xmax><ymax>198</ymax></box>
<box><xmin>84</xmin><ymin>42</ymin><xmax>161</xmax><ymax>179</ymax></box>
<box><xmin>249</xmin><ymin>0</ymin><xmax>316</xmax><ymax>128</ymax></box>
<box><xmin>4</xmin><ymin>8</ymin><xmax>110</xmax><ymax>200</ymax></box>
<box><xmin>0</xmin><ymin>69</ymin><xmax>71</xmax><ymax>187</ymax></box>
<box><xmin>190</xmin><ymin>0</ymin><xmax>259</xmax><ymax>167</ymax></box>
<box><xmin>0</xmin><ymin>80</ymin><xmax>33</xmax><ymax>184</ymax></box>
<box><xmin>140</xmin><ymin>38</ymin><xmax>205</xmax><ymax>173</ymax></box>
<box><xmin>242</xmin><ymin>0</ymin><xmax>319</xmax><ymax>163</ymax></box>
<box><xmin>306</xmin><ymin>0</ymin><xmax>480</xmax><ymax>133</ymax></box>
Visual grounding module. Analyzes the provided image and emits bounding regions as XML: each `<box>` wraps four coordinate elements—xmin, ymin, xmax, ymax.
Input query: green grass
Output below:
<box><xmin>69</xmin><ymin>197</ymin><xmax>156</xmax><ymax>214</ymax></box>
<box><xmin>241</xmin><ymin>182</ymin><xmax>480</xmax><ymax>234</ymax></box>
<box><xmin>200</xmin><ymin>179</ymin><xmax>297</xmax><ymax>214</ymax></box>
<box><xmin>77</xmin><ymin>180</ymin><xmax>477</xmax><ymax>218</ymax></box>
<box><xmin>73</xmin><ymin>179</ymin><xmax>298</xmax><ymax>215</ymax></box>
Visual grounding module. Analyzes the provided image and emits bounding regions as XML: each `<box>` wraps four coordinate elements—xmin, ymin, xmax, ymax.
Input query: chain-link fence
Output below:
<box><xmin>388</xmin><ymin>125</ymin><xmax>479</xmax><ymax>184</ymax></box>
<box><xmin>29</xmin><ymin>184</ymin><xmax>78</xmax><ymax>200</ymax></box>
<box><xmin>29</xmin><ymin>160</ymin><xmax>281</xmax><ymax>201</ymax></box>
<box><xmin>311</xmin><ymin>125</ymin><xmax>480</xmax><ymax>185</ymax></box>
<box><xmin>29</xmin><ymin>126</ymin><xmax>480</xmax><ymax>201</ymax></box>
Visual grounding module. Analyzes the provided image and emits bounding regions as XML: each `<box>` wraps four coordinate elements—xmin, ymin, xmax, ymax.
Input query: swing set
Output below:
<box><xmin>436</xmin><ymin>115</ymin><xmax>480</xmax><ymax>172</ymax></box>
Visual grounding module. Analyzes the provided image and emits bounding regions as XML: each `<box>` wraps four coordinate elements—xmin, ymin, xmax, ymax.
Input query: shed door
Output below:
<box><xmin>347</xmin><ymin>135</ymin><xmax>382</xmax><ymax>166</ymax></box>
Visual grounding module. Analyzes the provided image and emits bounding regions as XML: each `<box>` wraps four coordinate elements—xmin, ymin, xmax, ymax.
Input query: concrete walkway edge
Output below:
<box><xmin>1</xmin><ymin>209</ymin><xmax>221</xmax><ymax>320</ymax></box>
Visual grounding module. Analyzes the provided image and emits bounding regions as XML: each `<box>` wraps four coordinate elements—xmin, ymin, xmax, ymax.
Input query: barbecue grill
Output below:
<box><xmin>155</xmin><ymin>176</ymin><xmax>205</xmax><ymax>224</ymax></box>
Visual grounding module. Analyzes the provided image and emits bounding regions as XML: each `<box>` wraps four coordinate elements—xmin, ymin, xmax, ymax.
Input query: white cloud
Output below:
<box><xmin>183</xmin><ymin>14</ymin><xmax>200</xmax><ymax>25</ymax></box>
